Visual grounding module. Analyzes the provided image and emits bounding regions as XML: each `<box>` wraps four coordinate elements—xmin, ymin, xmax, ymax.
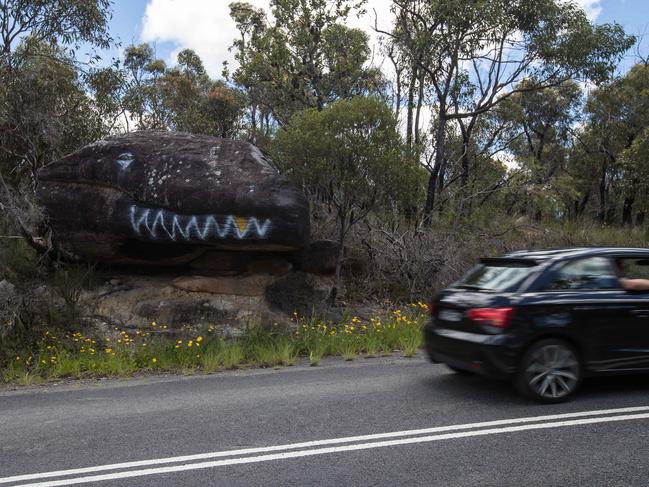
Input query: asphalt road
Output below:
<box><xmin>2</xmin><ymin>354</ymin><xmax>649</xmax><ymax>486</ymax></box>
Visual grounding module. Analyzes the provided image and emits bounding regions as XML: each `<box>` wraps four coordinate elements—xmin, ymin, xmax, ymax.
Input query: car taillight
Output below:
<box><xmin>467</xmin><ymin>307</ymin><xmax>515</xmax><ymax>329</ymax></box>
<box><xmin>429</xmin><ymin>302</ymin><xmax>437</xmax><ymax>316</ymax></box>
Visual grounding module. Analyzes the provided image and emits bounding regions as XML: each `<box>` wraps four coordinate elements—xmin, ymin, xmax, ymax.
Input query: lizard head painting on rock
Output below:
<box><xmin>37</xmin><ymin>131</ymin><xmax>310</xmax><ymax>265</ymax></box>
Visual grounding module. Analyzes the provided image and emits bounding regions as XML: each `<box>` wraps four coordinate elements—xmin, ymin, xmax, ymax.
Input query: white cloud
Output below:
<box><xmin>574</xmin><ymin>0</ymin><xmax>603</xmax><ymax>21</ymax></box>
<box><xmin>141</xmin><ymin>0</ymin><xmax>272</xmax><ymax>77</ymax></box>
<box><xmin>140</xmin><ymin>0</ymin><xmax>603</xmax><ymax>78</ymax></box>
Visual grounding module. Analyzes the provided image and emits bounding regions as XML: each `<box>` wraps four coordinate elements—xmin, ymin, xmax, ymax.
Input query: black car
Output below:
<box><xmin>424</xmin><ymin>247</ymin><xmax>649</xmax><ymax>403</ymax></box>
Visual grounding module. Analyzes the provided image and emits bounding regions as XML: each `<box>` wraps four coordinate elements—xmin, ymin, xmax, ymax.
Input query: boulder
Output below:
<box><xmin>293</xmin><ymin>240</ymin><xmax>340</xmax><ymax>275</ymax></box>
<box><xmin>90</xmin><ymin>274</ymin><xmax>282</xmax><ymax>331</ymax></box>
<box><xmin>37</xmin><ymin>131</ymin><xmax>310</xmax><ymax>265</ymax></box>
<box><xmin>247</xmin><ymin>259</ymin><xmax>293</xmax><ymax>276</ymax></box>
<box><xmin>172</xmin><ymin>275</ymin><xmax>276</xmax><ymax>296</ymax></box>
<box><xmin>189</xmin><ymin>251</ymin><xmax>252</xmax><ymax>276</ymax></box>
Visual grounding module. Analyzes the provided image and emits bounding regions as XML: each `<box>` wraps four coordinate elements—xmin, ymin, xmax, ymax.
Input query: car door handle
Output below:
<box><xmin>631</xmin><ymin>310</ymin><xmax>649</xmax><ymax>319</ymax></box>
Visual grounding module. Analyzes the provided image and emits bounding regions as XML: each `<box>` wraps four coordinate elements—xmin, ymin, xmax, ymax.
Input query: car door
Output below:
<box><xmin>530</xmin><ymin>256</ymin><xmax>646</xmax><ymax>373</ymax></box>
<box><xmin>603</xmin><ymin>255</ymin><xmax>649</xmax><ymax>371</ymax></box>
<box><xmin>583</xmin><ymin>289</ymin><xmax>649</xmax><ymax>372</ymax></box>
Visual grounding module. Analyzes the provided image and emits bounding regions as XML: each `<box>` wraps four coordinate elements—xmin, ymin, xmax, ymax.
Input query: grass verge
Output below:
<box><xmin>1</xmin><ymin>304</ymin><xmax>429</xmax><ymax>384</ymax></box>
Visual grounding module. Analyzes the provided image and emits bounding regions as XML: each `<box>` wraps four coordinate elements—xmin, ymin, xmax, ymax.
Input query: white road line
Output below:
<box><xmin>10</xmin><ymin>411</ymin><xmax>649</xmax><ymax>487</ymax></box>
<box><xmin>2</xmin><ymin>406</ymin><xmax>649</xmax><ymax>485</ymax></box>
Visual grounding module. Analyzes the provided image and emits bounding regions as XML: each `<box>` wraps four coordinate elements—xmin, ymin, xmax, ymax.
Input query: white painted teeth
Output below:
<box><xmin>128</xmin><ymin>206</ymin><xmax>271</xmax><ymax>241</ymax></box>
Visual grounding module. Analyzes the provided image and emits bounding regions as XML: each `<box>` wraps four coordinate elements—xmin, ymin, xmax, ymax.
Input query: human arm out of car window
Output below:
<box><xmin>620</xmin><ymin>278</ymin><xmax>649</xmax><ymax>291</ymax></box>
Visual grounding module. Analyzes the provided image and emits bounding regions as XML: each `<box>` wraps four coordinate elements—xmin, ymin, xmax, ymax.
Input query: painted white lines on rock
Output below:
<box><xmin>128</xmin><ymin>205</ymin><xmax>272</xmax><ymax>241</ymax></box>
<box><xmin>3</xmin><ymin>406</ymin><xmax>649</xmax><ymax>486</ymax></box>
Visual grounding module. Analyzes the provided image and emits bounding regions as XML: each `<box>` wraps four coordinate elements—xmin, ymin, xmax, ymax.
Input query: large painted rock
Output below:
<box><xmin>37</xmin><ymin>131</ymin><xmax>310</xmax><ymax>264</ymax></box>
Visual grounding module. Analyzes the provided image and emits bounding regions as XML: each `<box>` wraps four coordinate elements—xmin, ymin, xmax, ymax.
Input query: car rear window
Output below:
<box><xmin>454</xmin><ymin>260</ymin><xmax>537</xmax><ymax>292</ymax></box>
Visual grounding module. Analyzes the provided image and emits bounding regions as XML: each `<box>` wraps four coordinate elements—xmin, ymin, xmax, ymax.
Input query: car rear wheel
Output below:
<box><xmin>516</xmin><ymin>339</ymin><xmax>581</xmax><ymax>403</ymax></box>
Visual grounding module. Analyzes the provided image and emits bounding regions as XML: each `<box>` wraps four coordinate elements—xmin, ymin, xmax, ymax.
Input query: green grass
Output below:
<box><xmin>219</xmin><ymin>344</ymin><xmax>245</xmax><ymax>370</ymax></box>
<box><xmin>0</xmin><ymin>306</ymin><xmax>428</xmax><ymax>384</ymax></box>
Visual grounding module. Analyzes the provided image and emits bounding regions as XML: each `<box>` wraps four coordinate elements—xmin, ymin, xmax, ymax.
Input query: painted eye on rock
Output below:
<box><xmin>116</xmin><ymin>153</ymin><xmax>135</xmax><ymax>170</ymax></box>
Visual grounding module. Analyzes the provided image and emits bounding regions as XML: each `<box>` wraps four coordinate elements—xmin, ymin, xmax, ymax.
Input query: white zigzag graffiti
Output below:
<box><xmin>129</xmin><ymin>206</ymin><xmax>272</xmax><ymax>241</ymax></box>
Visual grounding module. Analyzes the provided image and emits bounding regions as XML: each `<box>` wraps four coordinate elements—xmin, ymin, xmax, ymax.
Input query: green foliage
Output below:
<box><xmin>0</xmin><ymin>236</ymin><xmax>40</xmax><ymax>282</ymax></box>
<box><xmin>389</xmin><ymin>0</ymin><xmax>634</xmax><ymax>220</ymax></box>
<box><xmin>275</xmin><ymin>96</ymin><xmax>423</xmax><ymax>223</ymax></box>
<box><xmin>274</xmin><ymin>96</ymin><xmax>424</xmax><ymax>299</ymax></box>
<box><xmin>47</xmin><ymin>263</ymin><xmax>100</xmax><ymax>329</ymax></box>
<box><xmin>0</xmin><ymin>0</ymin><xmax>113</xmax><ymax>196</ymax></box>
<box><xmin>116</xmin><ymin>44</ymin><xmax>245</xmax><ymax>137</ymax></box>
<box><xmin>496</xmin><ymin>80</ymin><xmax>583</xmax><ymax>218</ymax></box>
<box><xmin>0</xmin><ymin>0</ymin><xmax>112</xmax><ymax>67</ymax></box>
<box><xmin>0</xmin><ymin>259</ymin><xmax>102</xmax><ymax>369</ymax></box>
<box><xmin>228</xmin><ymin>0</ymin><xmax>382</xmax><ymax>133</ymax></box>
<box><xmin>569</xmin><ymin>63</ymin><xmax>649</xmax><ymax>223</ymax></box>
<box><xmin>0</xmin><ymin>39</ymin><xmax>110</xmax><ymax>185</ymax></box>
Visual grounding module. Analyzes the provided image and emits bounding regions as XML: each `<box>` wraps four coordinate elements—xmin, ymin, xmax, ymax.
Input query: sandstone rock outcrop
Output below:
<box><xmin>172</xmin><ymin>275</ymin><xmax>276</xmax><ymax>296</ymax></box>
<box><xmin>37</xmin><ymin>131</ymin><xmax>310</xmax><ymax>265</ymax></box>
<box><xmin>90</xmin><ymin>273</ymin><xmax>336</xmax><ymax>332</ymax></box>
<box><xmin>37</xmin><ymin>132</ymin><xmax>342</xmax><ymax>331</ymax></box>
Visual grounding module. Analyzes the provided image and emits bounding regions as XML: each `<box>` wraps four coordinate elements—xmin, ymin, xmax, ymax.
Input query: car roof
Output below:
<box><xmin>502</xmin><ymin>247</ymin><xmax>649</xmax><ymax>263</ymax></box>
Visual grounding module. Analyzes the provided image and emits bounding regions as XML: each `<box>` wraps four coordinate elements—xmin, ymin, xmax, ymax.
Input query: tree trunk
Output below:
<box><xmin>458</xmin><ymin>121</ymin><xmax>471</xmax><ymax>218</ymax></box>
<box><xmin>598</xmin><ymin>160</ymin><xmax>607</xmax><ymax>222</ymax></box>
<box><xmin>423</xmin><ymin>111</ymin><xmax>447</xmax><ymax>225</ymax></box>
<box><xmin>436</xmin><ymin>157</ymin><xmax>447</xmax><ymax>216</ymax></box>
<box><xmin>330</xmin><ymin>214</ymin><xmax>347</xmax><ymax>305</ymax></box>
<box><xmin>414</xmin><ymin>72</ymin><xmax>425</xmax><ymax>146</ymax></box>
<box><xmin>576</xmin><ymin>189</ymin><xmax>590</xmax><ymax>216</ymax></box>
<box><xmin>622</xmin><ymin>196</ymin><xmax>635</xmax><ymax>226</ymax></box>
<box><xmin>405</xmin><ymin>66</ymin><xmax>417</xmax><ymax>147</ymax></box>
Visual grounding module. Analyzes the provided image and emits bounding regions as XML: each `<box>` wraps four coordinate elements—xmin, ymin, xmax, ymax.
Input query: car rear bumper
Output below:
<box><xmin>424</xmin><ymin>320</ymin><xmax>520</xmax><ymax>379</ymax></box>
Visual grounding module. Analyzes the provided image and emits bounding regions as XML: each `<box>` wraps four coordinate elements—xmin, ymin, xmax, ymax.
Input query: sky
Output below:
<box><xmin>102</xmin><ymin>0</ymin><xmax>649</xmax><ymax>79</ymax></box>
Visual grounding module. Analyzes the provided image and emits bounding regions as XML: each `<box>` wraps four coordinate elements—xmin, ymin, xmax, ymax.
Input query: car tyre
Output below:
<box><xmin>516</xmin><ymin>338</ymin><xmax>581</xmax><ymax>404</ymax></box>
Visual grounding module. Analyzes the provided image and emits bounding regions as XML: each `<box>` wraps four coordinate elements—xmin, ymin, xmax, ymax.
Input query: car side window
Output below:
<box><xmin>616</xmin><ymin>258</ymin><xmax>649</xmax><ymax>280</ymax></box>
<box><xmin>546</xmin><ymin>257</ymin><xmax>620</xmax><ymax>291</ymax></box>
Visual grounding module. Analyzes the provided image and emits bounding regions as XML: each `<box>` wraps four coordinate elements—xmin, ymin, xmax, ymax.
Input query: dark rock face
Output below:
<box><xmin>293</xmin><ymin>240</ymin><xmax>340</xmax><ymax>275</ymax></box>
<box><xmin>37</xmin><ymin>131</ymin><xmax>310</xmax><ymax>264</ymax></box>
<box><xmin>265</xmin><ymin>271</ymin><xmax>335</xmax><ymax>317</ymax></box>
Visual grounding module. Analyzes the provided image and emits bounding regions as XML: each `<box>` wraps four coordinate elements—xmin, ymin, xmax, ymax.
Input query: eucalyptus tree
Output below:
<box><xmin>162</xmin><ymin>49</ymin><xmax>244</xmax><ymax>138</ymax></box>
<box><xmin>579</xmin><ymin>64</ymin><xmax>649</xmax><ymax>224</ymax></box>
<box><xmin>384</xmin><ymin>0</ymin><xmax>634</xmax><ymax>223</ymax></box>
<box><xmin>228</xmin><ymin>0</ymin><xmax>384</xmax><ymax>138</ymax></box>
<box><xmin>496</xmin><ymin>80</ymin><xmax>583</xmax><ymax>218</ymax></box>
<box><xmin>0</xmin><ymin>0</ymin><xmax>112</xmax><ymax>71</ymax></box>
<box><xmin>273</xmin><ymin>96</ymin><xmax>422</xmax><ymax>301</ymax></box>
<box><xmin>0</xmin><ymin>0</ymin><xmax>113</xmax><ymax>252</ymax></box>
<box><xmin>0</xmin><ymin>0</ymin><xmax>113</xmax><ymax>182</ymax></box>
<box><xmin>116</xmin><ymin>44</ymin><xmax>244</xmax><ymax>137</ymax></box>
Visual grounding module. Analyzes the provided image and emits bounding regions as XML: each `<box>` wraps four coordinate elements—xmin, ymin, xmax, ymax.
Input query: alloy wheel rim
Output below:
<box><xmin>526</xmin><ymin>344</ymin><xmax>579</xmax><ymax>399</ymax></box>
